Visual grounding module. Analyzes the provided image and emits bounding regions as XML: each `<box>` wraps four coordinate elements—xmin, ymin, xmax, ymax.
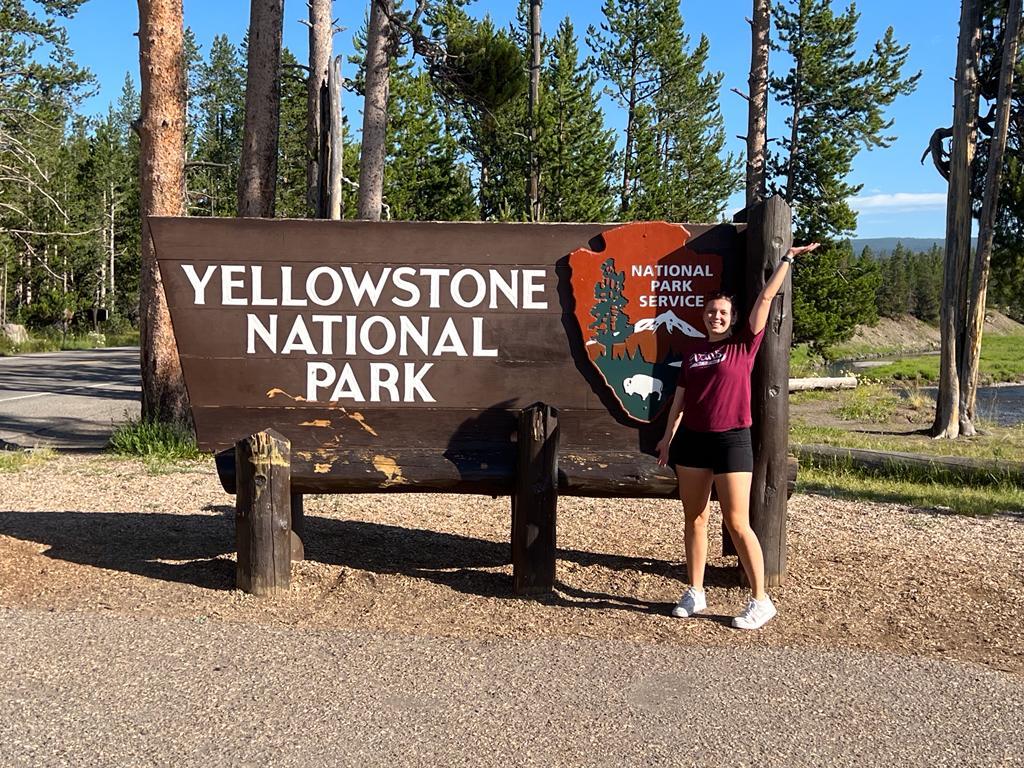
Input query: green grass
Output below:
<box><xmin>797</xmin><ymin>465</ymin><xmax>1024</xmax><ymax>517</ymax></box>
<box><xmin>108</xmin><ymin>418</ymin><xmax>202</xmax><ymax>461</ymax></box>
<box><xmin>864</xmin><ymin>335</ymin><xmax>1024</xmax><ymax>384</ymax></box>
<box><xmin>832</xmin><ymin>382</ymin><xmax>902</xmax><ymax>422</ymax></box>
<box><xmin>0</xmin><ymin>328</ymin><xmax>139</xmax><ymax>356</ymax></box>
<box><xmin>790</xmin><ymin>345</ymin><xmax>825</xmax><ymax>377</ymax></box>
<box><xmin>790</xmin><ymin>420</ymin><xmax>1024</xmax><ymax>462</ymax></box>
<box><xmin>0</xmin><ymin>447</ymin><xmax>57</xmax><ymax>472</ymax></box>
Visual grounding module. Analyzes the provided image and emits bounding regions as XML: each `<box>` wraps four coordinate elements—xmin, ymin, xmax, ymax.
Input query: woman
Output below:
<box><xmin>656</xmin><ymin>242</ymin><xmax>820</xmax><ymax>629</ymax></box>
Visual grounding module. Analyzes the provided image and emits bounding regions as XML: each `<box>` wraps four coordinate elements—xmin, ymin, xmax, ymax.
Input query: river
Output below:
<box><xmin>826</xmin><ymin>355</ymin><xmax>1024</xmax><ymax>427</ymax></box>
<box><xmin>922</xmin><ymin>384</ymin><xmax>1024</xmax><ymax>427</ymax></box>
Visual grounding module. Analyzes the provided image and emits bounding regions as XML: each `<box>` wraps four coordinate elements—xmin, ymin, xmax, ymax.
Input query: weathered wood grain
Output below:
<box><xmin>513</xmin><ymin>404</ymin><xmax>559</xmax><ymax>596</ymax></box>
<box><xmin>235</xmin><ymin>429</ymin><xmax>292</xmax><ymax>595</ymax></box>
<box><xmin>745</xmin><ymin>197</ymin><xmax>793</xmax><ymax>587</ymax></box>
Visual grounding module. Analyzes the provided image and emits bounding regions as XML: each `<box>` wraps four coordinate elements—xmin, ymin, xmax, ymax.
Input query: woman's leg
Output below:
<box><xmin>714</xmin><ymin>471</ymin><xmax>766</xmax><ymax>600</ymax></box>
<box><xmin>676</xmin><ymin>466</ymin><xmax>714</xmax><ymax>589</ymax></box>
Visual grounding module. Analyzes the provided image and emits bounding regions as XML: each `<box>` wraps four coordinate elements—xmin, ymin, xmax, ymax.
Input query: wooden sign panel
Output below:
<box><xmin>151</xmin><ymin>218</ymin><xmax>744</xmax><ymax>457</ymax></box>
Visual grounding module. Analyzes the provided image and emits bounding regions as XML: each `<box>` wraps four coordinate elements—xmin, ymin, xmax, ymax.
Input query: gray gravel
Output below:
<box><xmin>1</xmin><ymin>607</ymin><xmax>1020</xmax><ymax>767</ymax></box>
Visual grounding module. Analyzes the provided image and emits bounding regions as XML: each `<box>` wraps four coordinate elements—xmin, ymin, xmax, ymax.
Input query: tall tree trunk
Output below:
<box><xmin>357</xmin><ymin>0</ymin><xmax>393</xmax><ymax>221</ymax></box>
<box><xmin>746</xmin><ymin>0</ymin><xmax>770</xmax><ymax>207</ymax></box>
<box><xmin>137</xmin><ymin>0</ymin><xmax>188</xmax><ymax>422</ymax></box>
<box><xmin>108</xmin><ymin>180</ymin><xmax>116</xmax><ymax>301</ymax></box>
<box><xmin>960</xmin><ymin>0</ymin><xmax>1021</xmax><ymax>433</ymax></box>
<box><xmin>307</xmin><ymin>0</ymin><xmax>333</xmax><ymax>216</ymax></box>
<box><xmin>328</xmin><ymin>55</ymin><xmax>344</xmax><ymax>219</ymax></box>
<box><xmin>238</xmin><ymin>0</ymin><xmax>284</xmax><ymax>218</ymax></box>
<box><xmin>620</xmin><ymin>44</ymin><xmax>638</xmax><ymax>214</ymax></box>
<box><xmin>934</xmin><ymin>0</ymin><xmax>982</xmax><ymax>439</ymax></box>
<box><xmin>527</xmin><ymin>0</ymin><xmax>542</xmax><ymax>221</ymax></box>
<box><xmin>99</xmin><ymin>189</ymin><xmax>108</xmax><ymax>308</ymax></box>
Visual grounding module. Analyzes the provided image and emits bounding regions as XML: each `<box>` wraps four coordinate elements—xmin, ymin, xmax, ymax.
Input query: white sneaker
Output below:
<box><xmin>731</xmin><ymin>596</ymin><xmax>777</xmax><ymax>630</ymax></box>
<box><xmin>671</xmin><ymin>587</ymin><xmax>706</xmax><ymax>618</ymax></box>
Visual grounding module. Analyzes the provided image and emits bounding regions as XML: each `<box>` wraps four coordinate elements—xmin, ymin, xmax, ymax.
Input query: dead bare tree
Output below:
<box><xmin>137</xmin><ymin>0</ymin><xmax>188</xmax><ymax>422</ymax></box>
<box><xmin>306</xmin><ymin>0</ymin><xmax>333</xmax><ymax>215</ymax></box>
<box><xmin>739</xmin><ymin>0</ymin><xmax>771</xmax><ymax>207</ymax></box>
<box><xmin>933</xmin><ymin>0</ymin><xmax>983</xmax><ymax>439</ymax></box>
<box><xmin>238</xmin><ymin>0</ymin><xmax>284</xmax><ymax>218</ymax></box>
<box><xmin>960</xmin><ymin>0</ymin><xmax>1022</xmax><ymax>433</ymax></box>
<box><xmin>357</xmin><ymin>0</ymin><xmax>393</xmax><ymax>221</ymax></box>
<box><xmin>527</xmin><ymin>0</ymin><xmax>542</xmax><ymax>221</ymax></box>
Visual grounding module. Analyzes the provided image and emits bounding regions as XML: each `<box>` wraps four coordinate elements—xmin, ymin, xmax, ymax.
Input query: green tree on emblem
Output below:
<box><xmin>589</xmin><ymin>258</ymin><xmax>633</xmax><ymax>355</ymax></box>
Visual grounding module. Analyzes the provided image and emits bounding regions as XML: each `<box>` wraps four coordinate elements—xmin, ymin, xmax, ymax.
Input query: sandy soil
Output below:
<box><xmin>1</xmin><ymin>454</ymin><xmax>1020</xmax><ymax>675</ymax></box>
<box><xmin>844</xmin><ymin>310</ymin><xmax>1023</xmax><ymax>354</ymax></box>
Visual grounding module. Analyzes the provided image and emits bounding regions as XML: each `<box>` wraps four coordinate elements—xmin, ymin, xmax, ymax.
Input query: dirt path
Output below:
<box><xmin>1</xmin><ymin>455</ymin><xmax>1021</xmax><ymax>675</ymax></box>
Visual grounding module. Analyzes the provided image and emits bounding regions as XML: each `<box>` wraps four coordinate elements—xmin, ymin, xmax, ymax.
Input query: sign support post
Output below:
<box><xmin>512</xmin><ymin>403</ymin><xmax>559</xmax><ymax>596</ymax></box>
<box><xmin>745</xmin><ymin>196</ymin><xmax>794</xmax><ymax>586</ymax></box>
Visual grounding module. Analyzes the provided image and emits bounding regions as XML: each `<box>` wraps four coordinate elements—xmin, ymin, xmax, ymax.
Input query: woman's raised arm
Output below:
<box><xmin>748</xmin><ymin>242</ymin><xmax>821</xmax><ymax>335</ymax></box>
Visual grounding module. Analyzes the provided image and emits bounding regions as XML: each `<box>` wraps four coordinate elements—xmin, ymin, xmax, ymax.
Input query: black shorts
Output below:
<box><xmin>669</xmin><ymin>427</ymin><xmax>753</xmax><ymax>474</ymax></box>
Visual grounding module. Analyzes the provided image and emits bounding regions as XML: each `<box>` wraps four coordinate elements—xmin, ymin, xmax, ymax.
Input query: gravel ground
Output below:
<box><xmin>0</xmin><ymin>454</ymin><xmax>1022</xmax><ymax>765</ymax></box>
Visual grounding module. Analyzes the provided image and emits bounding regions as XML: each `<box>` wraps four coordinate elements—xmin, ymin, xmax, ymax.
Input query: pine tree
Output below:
<box><xmin>441</xmin><ymin>14</ymin><xmax>528</xmax><ymax>219</ymax></box>
<box><xmin>876</xmin><ymin>242</ymin><xmax>912</xmax><ymax>318</ymax></box>
<box><xmin>112</xmin><ymin>75</ymin><xmax>142</xmax><ymax>320</ymax></box>
<box><xmin>183</xmin><ymin>26</ymin><xmax>203</xmax><ymax>157</ymax></box>
<box><xmin>770</xmin><ymin>0</ymin><xmax>919</xmax><ymax>350</ymax></box>
<box><xmin>0</xmin><ymin>0</ymin><xmax>92</xmax><ymax>323</ymax></box>
<box><xmin>628</xmin><ymin>14</ymin><xmax>739</xmax><ymax>221</ymax></box>
<box><xmin>189</xmin><ymin>34</ymin><xmax>245</xmax><ymax>217</ymax></box>
<box><xmin>539</xmin><ymin>17</ymin><xmax>616</xmax><ymax>222</ymax></box>
<box><xmin>588</xmin><ymin>0</ymin><xmax>737</xmax><ymax>219</ymax></box>
<box><xmin>910</xmin><ymin>245</ymin><xmax>942</xmax><ymax>323</ymax></box>
<box><xmin>770</xmin><ymin>0</ymin><xmax>920</xmax><ymax>239</ymax></box>
<box><xmin>384</xmin><ymin>66</ymin><xmax>477</xmax><ymax>220</ymax></box>
<box><xmin>792</xmin><ymin>242</ymin><xmax>880</xmax><ymax>350</ymax></box>
<box><xmin>276</xmin><ymin>47</ymin><xmax>310</xmax><ymax>218</ymax></box>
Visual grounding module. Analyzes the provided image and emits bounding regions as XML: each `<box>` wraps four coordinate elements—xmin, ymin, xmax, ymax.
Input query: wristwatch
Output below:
<box><xmin>781</xmin><ymin>253</ymin><xmax>794</xmax><ymax>264</ymax></box>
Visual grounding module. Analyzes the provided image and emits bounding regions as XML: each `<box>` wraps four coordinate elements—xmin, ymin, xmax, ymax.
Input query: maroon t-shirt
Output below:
<box><xmin>678</xmin><ymin>321</ymin><xmax>765</xmax><ymax>432</ymax></box>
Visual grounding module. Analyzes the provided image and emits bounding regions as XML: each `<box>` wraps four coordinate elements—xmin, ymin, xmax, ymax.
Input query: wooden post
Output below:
<box><xmin>744</xmin><ymin>196</ymin><xmax>793</xmax><ymax>586</ymax></box>
<box><xmin>235</xmin><ymin>429</ymin><xmax>292</xmax><ymax>595</ymax></box>
<box><xmin>512</xmin><ymin>403</ymin><xmax>558</xmax><ymax>595</ymax></box>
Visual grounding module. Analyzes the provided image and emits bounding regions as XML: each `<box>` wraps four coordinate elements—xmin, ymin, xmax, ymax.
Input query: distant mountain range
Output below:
<box><xmin>847</xmin><ymin>237</ymin><xmax>978</xmax><ymax>256</ymax></box>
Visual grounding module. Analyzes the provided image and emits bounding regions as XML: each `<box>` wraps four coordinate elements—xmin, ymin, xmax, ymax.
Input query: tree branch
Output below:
<box><xmin>921</xmin><ymin>126</ymin><xmax>953</xmax><ymax>180</ymax></box>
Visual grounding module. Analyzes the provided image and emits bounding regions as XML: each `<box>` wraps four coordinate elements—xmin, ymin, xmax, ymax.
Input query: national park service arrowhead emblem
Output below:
<box><xmin>568</xmin><ymin>221</ymin><xmax>723</xmax><ymax>423</ymax></box>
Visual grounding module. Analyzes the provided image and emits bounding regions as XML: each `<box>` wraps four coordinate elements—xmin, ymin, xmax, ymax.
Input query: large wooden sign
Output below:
<box><xmin>151</xmin><ymin>217</ymin><xmax>744</xmax><ymax>484</ymax></box>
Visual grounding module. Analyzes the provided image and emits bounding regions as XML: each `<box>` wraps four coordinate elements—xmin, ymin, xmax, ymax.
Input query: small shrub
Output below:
<box><xmin>834</xmin><ymin>382</ymin><xmax>901</xmax><ymax>422</ymax></box>
<box><xmin>109</xmin><ymin>418</ymin><xmax>201</xmax><ymax>460</ymax></box>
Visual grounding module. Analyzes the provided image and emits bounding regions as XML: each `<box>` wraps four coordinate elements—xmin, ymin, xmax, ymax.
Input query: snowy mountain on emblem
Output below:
<box><xmin>633</xmin><ymin>310</ymin><xmax>705</xmax><ymax>338</ymax></box>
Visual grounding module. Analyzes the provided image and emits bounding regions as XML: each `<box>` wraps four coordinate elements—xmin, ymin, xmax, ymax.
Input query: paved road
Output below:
<box><xmin>0</xmin><ymin>607</ymin><xmax>1021</xmax><ymax>767</ymax></box>
<box><xmin>0</xmin><ymin>347</ymin><xmax>140</xmax><ymax>451</ymax></box>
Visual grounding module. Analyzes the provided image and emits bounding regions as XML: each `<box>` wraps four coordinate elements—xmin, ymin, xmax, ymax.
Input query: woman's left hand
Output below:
<box><xmin>789</xmin><ymin>242</ymin><xmax>821</xmax><ymax>259</ymax></box>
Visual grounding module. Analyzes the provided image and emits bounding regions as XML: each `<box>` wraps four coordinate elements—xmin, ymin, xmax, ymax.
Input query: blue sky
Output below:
<box><xmin>61</xmin><ymin>0</ymin><xmax>959</xmax><ymax>238</ymax></box>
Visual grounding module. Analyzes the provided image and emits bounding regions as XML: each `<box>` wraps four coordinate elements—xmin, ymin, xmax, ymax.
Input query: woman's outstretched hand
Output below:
<box><xmin>789</xmin><ymin>242</ymin><xmax>821</xmax><ymax>259</ymax></box>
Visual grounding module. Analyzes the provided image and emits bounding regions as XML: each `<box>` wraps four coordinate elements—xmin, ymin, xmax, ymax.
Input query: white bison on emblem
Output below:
<box><xmin>622</xmin><ymin>374</ymin><xmax>663</xmax><ymax>400</ymax></box>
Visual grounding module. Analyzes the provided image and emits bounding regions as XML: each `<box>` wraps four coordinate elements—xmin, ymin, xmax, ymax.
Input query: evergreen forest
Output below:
<box><xmin>2</xmin><ymin>0</ymin><xmax>1022</xmax><ymax>355</ymax></box>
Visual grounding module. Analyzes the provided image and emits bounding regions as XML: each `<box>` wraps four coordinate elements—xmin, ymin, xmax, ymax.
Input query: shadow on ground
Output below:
<box><xmin>0</xmin><ymin>509</ymin><xmax>740</xmax><ymax>613</ymax></box>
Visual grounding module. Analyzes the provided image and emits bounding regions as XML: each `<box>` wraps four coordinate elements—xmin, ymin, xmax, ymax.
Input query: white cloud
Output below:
<box><xmin>849</xmin><ymin>192</ymin><xmax>947</xmax><ymax>212</ymax></box>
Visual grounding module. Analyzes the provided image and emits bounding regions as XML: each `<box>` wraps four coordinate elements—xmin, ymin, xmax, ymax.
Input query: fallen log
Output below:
<box><xmin>792</xmin><ymin>443</ymin><xmax>1024</xmax><ymax>486</ymax></box>
<box><xmin>789</xmin><ymin>377</ymin><xmax>858</xmax><ymax>392</ymax></box>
